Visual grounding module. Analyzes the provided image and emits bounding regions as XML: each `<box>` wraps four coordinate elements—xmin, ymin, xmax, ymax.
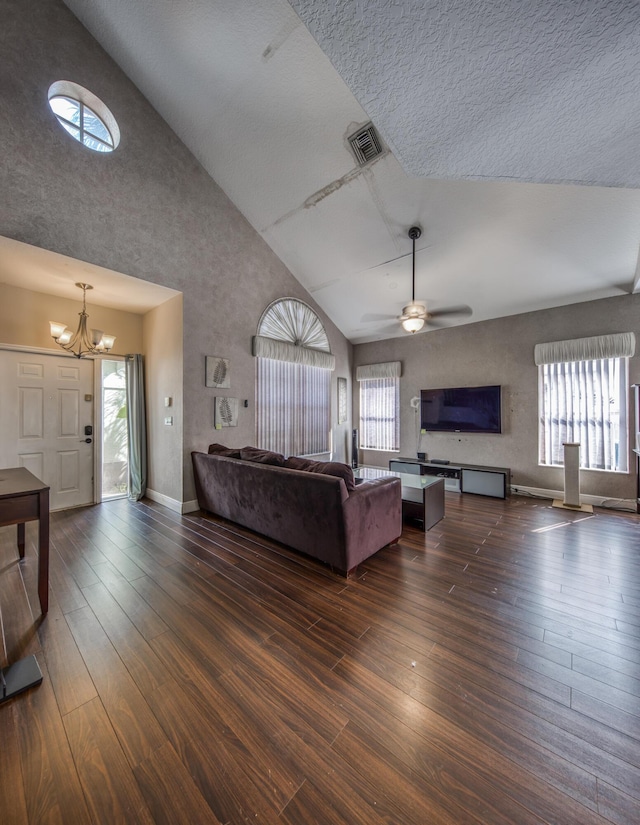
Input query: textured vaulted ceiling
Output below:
<box><xmin>289</xmin><ymin>0</ymin><xmax>640</xmax><ymax>187</ymax></box>
<box><xmin>61</xmin><ymin>0</ymin><xmax>640</xmax><ymax>343</ymax></box>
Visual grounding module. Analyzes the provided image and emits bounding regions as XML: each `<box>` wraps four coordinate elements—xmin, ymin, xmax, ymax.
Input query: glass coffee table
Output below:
<box><xmin>354</xmin><ymin>466</ymin><xmax>445</xmax><ymax>531</ymax></box>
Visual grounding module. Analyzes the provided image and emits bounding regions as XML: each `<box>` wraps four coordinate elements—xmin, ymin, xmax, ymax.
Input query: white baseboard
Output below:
<box><xmin>182</xmin><ymin>499</ymin><xmax>199</xmax><ymax>514</ymax></box>
<box><xmin>510</xmin><ymin>485</ymin><xmax>636</xmax><ymax>512</ymax></box>
<box><xmin>145</xmin><ymin>488</ymin><xmax>192</xmax><ymax>514</ymax></box>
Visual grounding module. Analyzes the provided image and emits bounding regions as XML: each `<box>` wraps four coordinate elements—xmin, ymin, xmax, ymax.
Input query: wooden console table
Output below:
<box><xmin>0</xmin><ymin>468</ymin><xmax>48</xmax><ymax>703</ymax></box>
<box><xmin>0</xmin><ymin>467</ymin><xmax>50</xmax><ymax>615</ymax></box>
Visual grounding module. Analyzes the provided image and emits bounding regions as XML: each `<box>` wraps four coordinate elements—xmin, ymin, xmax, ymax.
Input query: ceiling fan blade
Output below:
<box><xmin>360</xmin><ymin>312</ymin><xmax>398</xmax><ymax>323</ymax></box>
<box><xmin>427</xmin><ymin>304</ymin><xmax>473</xmax><ymax>319</ymax></box>
<box><xmin>423</xmin><ymin>316</ymin><xmax>449</xmax><ymax>328</ymax></box>
<box><xmin>362</xmin><ymin>242</ymin><xmax>434</xmax><ymax>273</ymax></box>
<box><xmin>363</xmin><ymin>251</ymin><xmax>411</xmax><ymax>271</ymax></box>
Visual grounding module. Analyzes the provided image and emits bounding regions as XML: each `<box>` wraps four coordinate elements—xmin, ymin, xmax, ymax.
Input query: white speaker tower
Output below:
<box><xmin>552</xmin><ymin>442</ymin><xmax>593</xmax><ymax>513</ymax></box>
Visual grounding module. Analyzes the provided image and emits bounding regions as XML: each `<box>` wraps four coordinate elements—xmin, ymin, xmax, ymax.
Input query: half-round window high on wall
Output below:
<box><xmin>48</xmin><ymin>81</ymin><xmax>120</xmax><ymax>153</ymax></box>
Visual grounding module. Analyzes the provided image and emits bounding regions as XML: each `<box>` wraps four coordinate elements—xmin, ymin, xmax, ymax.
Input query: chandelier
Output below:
<box><xmin>50</xmin><ymin>283</ymin><xmax>116</xmax><ymax>358</ymax></box>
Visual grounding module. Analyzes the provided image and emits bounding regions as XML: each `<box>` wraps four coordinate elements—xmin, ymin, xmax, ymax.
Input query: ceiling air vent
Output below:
<box><xmin>348</xmin><ymin>123</ymin><xmax>383</xmax><ymax>166</ymax></box>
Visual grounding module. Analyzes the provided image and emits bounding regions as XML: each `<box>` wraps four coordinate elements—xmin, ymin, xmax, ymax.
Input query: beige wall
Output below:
<box><xmin>1</xmin><ymin>0</ymin><xmax>352</xmax><ymax>502</ymax></box>
<box><xmin>0</xmin><ymin>282</ymin><xmax>143</xmax><ymax>354</ymax></box>
<box><xmin>143</xmin><ymin>295</ymin><xmax>183</xmax><ymax>503</ymax></box>
<box><xmin>354</xmin><ymin>292</ymin><xmax>640</xmax><ymax>501</ymax></box>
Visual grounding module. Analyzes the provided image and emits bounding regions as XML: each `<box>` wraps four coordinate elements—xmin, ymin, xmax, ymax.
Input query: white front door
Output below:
<box><xmin>0</xmin><ymin>350</ymin><xmax>95</xmax><ymax>510</ymax></box>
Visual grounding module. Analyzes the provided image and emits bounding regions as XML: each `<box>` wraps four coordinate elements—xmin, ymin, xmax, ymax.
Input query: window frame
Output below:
<box><xmin>359</xmin><ymin>375</ymin><xmax>400</xmax><ymax>452</ymax></box>
<box><xmin>538</xmin><ymin>356</ymin><xmax>629</xmax><ymax>473</ymax></box>
<box><xmin>48</xmin><ymin>80</ymin><xmax>120</xmax><ymax>153</ymax></box>
<box><xmin>256</xmin><ymin>357</ymin><xmax>331</xmax><ymax>458</ymax></box>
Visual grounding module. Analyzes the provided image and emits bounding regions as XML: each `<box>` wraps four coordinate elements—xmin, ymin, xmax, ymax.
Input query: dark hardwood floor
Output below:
<box><xmin>1</xmin><ymin>491</ymin><xmax>639</xmax><ymax>824</ymax></box>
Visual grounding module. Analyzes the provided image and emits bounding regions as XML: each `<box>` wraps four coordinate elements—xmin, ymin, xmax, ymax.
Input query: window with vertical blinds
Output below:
<box><xmin>359</xmin><ymin>377</ymin><xmax>400</xmax><ymax>451</ymax></box>
<box><xmin>538</xmin><ymin>358</ymin><xmax>628</xmax><ymax>472</ymax></box>
<box><xmin>356</xmin><ymin>362</ymin><xmax>401</xmax><ymax>452</ymax></box>
<box><xmin>535</xmin><ymin>333</ymin><xmax>635</xmax><ymax>473</ymax></box>
<box><xmin>253</xmin><ymin>298</ymin><xmax>333</xmax><ymax>457</ymax></box>
<box><xmin>256</xmin><ymin>358</ymin><xmax>330</xmax><ymax>456</ymax></box>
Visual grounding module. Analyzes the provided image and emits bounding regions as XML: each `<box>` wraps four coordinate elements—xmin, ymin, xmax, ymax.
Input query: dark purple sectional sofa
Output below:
<box><xmin>191</xmin><ymin>446</ymin><xmax>402</xmax><ymax>575</ymax></box>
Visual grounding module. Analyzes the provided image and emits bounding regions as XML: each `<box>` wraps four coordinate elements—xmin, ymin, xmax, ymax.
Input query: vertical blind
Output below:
<box><xmin>535</xmin><ymin>332</ymin><xmax>634</xmax><ymax>473</ymax></box>
<box><xmin>256</xmin><ymin>357</ymin><xmax>330</xmax><ymax>456</ymax></box>
<box><xmin>538</xmin><ymin>358</ymin><xmax>628</xmax><ymax>472</ymax></box>
<box><xmin>359</xmin><ymin>376</ymin><xmax>400</xmax><ymax>451</ymax></box>
<box><xmin>254</xmin><ymin>298</ymin><xmax>333</xmax><ymax>457</ymax></box>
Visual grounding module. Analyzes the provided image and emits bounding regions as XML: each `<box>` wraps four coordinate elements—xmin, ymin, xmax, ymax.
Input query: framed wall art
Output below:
<box><xmin>206</xmin><ymin>355</ymin><xmax>230</xmax><ymax>388</ymax></box>
<box><xmin>214</xmin><ymin>396</ymin><xmax>239</xmax><ymax>428</ymax></box>
<box><xmin>337</xmin><ymin>376</ymin><xmax>347</xmax><ymax>424</ymax></box>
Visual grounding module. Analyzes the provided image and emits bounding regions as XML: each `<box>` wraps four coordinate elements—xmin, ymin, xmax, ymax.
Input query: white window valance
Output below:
<box><xmin>252</xmin><ymin>297</ymin><xmax>335</xmax><ymax>370</ymax></box>
<box><xmin>534</xmin><ymin>333</ymin><xmax>636</xmax><ymax>366</ymax></box>
<box><xmin>356</xmin><ymin>361</ymin><xmax>402</xmax><ymax>381</ymax></box>
<box><xmin>252</xmin><ymin>336</ymin><xmax>335</xmax><ymax>369</ymax></box>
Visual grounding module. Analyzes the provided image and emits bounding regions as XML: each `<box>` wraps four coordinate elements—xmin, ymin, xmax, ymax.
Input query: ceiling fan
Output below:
<box><xmin>361</xmin><ymin>226</ymin><xmax>472</xmax><ymax>333</ymax></box>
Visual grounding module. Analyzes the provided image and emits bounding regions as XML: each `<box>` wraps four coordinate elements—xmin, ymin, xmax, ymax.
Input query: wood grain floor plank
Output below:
<box><xmin>2</xmin><ymin>494</ymin><xmax>639</xmax><ymax>824</ymax></box>
<box><xmin>12</xmin><ymin>658</ymin><xmax>93</xmax><ymax>825</ymax></box>
<box><xmin>65</xmin><ymin>604</ymin><xmax>168</xmax><ymax>767</ymax></box>
<box><xmin>0</xmin><ymin>702</ymin><xmax>29</xmax><ymax>825</ymax></box>
<box><xmin>81</xmin><ymin>581</ymin><xmax>171</xmax><ymax>695</ymax></box>
<box><xmin>0</xmin><ymin>557</ymin><xmax>41</xmax><ymax>663</ymax></box>
<box><xmin>264</xmin><ymin>631</ymin><xmax>610</xmax><ymax>825</ymax></box>
<box><xmin>94</xmin><ymin>565</ymin><xmax>171</xmax><ymax>641</ymax></box>
<box><xmin>148</xmin><ymin>679</ymin><xmax>289</xmax><ymax>824</ymax></box>
<box><xmin>63</xmin><ymin>696</ymin><xmax>156</xmax><ymax>825</ymax></box>
<box><xmin>516</xmin><ymin>647</ymin><xmax>640</xmax><ymax>713</ymax></box>
<box><xmin>38</xmin><ymin>605</ymin><xmax>97</xmax><ymax>717</ymax></box>
<box><xmin>133</xmin><ymin>741</ymin><xmax>224</xmax><ymax>825</ymax></box>
<box><xmin>332</xmin><ymin>720</ymin><xmax>548</xmax><ymax>825</ymax></box>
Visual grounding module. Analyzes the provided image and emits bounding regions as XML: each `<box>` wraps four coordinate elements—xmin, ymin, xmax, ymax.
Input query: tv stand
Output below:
<box><xmin>389</xmin><ymin>457</ymin><xmax>510</xmax><ymax>499</ymax></box>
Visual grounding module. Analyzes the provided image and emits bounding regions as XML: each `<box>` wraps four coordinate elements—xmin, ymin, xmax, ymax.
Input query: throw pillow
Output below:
<box><xmin>208</xmin><ymin>443</ymin><xmax>242</xmax><ymax>458</ymax></box>
<box><xmin>284</xmin><ymin>456</ymin><xmax>315</xmax><ymax>472</ymax></box>
<box><xmin>240</xmin><ymin>446</ymin><xmax>285</xmax><ymax>466</ymax></box>
<box><xmin>284</xmin><ymin>456</ymin><xmax>356</xmax><ymax>491</ymax></box>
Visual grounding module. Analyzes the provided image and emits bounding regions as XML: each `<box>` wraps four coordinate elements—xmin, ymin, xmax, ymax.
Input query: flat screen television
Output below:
<box><xmin>420</xmin><ymin>385</ymin><xmax>502</xmax><ymax>434</ymax></box>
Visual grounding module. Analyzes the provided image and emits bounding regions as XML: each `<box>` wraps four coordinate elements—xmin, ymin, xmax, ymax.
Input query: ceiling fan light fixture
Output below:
<box><xmin>400</xmin><ymin>300</ymin><xmax>426</xmax><ymax>332</ymax></box>
<box><xmin>401</xmin><ymin>315</ymin><xmax>425</xmax><ymax>333</ymax></box>
<box><xmin>399</xmin><ymin>226</ymin><xmax>427</xmax><ymax>334</ymax></box>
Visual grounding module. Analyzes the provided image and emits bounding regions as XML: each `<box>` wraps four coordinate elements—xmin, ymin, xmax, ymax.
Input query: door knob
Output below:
<box><xmin>80</xmin><ymin>437</ymin><xmax>92</xmax><ymax>444</ymax></box>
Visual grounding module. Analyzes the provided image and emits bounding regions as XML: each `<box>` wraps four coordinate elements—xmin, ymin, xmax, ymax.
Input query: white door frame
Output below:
<box><xmin>0</xmin><ymin>343</ymin><xmax>99</xmax><ymax>507</ymax></box>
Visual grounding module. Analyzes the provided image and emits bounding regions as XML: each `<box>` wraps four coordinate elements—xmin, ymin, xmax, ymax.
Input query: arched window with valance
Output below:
<box><xmin>253</xmin><ymin>298</ymin><xmax>334</xmax><ymax>457</ymax></box>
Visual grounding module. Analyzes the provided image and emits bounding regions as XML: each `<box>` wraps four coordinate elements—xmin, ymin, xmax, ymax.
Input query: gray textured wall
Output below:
<box><xmin>0</xmin><ymin>0</ymin><xmax>352</xmax><ymax>501</ymax></box>
<box><xmin>143</xmin><ymin>295</ymin><xmax>184</xmax><ymax>504</ymax></box>
<box><xmin>354</xmin><ymin>293</ymin><xmax>640</xmax><ymax>502</ymax></box>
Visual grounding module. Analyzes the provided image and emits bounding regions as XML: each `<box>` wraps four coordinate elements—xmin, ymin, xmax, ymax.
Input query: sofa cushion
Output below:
<box><xmin>284</xmin><ymin>456</ymin><xmax>315</xmax><ymax>472</ymax></box>
<box><xmin>208</xmin><ymin>443</ymin><xmax>242</xmax><ymax>458</ymax></box>
<box><xmin>285</xmin><ymin>456</ymin><xmax>356</xmax><ymax>491</ymax></box>
<box><xmin>240</xmin><ymin>446</ymin><xmax>285</xmax><ymax>466</ymax></box>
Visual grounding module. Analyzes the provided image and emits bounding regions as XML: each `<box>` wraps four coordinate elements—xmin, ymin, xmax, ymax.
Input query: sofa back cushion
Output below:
<box><xmin>208</xmin><ymin>443</ymin><xmax>242</xmax><ymax>458</ymax></box>
<box><xmin>240</xmin><ymin>446</ymin><xmax>286</xmax><ymax>466</ymax></box>
<box><xmin>284</xmin><ymin>456</ymin><xmax>356</xmax><ymax>491</ymax></box>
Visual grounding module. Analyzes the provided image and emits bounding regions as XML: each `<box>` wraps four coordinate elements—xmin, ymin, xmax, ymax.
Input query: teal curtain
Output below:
<box><xmin>125</xmin><ymin>354</ymin><xmax>147</xmax><ymax>501</ymax></box>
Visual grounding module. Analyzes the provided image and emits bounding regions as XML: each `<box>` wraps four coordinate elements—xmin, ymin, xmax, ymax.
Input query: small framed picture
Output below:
<box><xmin>337</xmin><ymin>377</ymin><xmax>347</xmax><ymax>424</ymax></box>
<box><xmin>215</xmin><ymin>396</ymin><xmax>239</xmax><ymax>428</ymax></box>
<box><xmin>206</xmin><ymin>356</ymin><xmax>230</xmax><ymax>388</ymax></box>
